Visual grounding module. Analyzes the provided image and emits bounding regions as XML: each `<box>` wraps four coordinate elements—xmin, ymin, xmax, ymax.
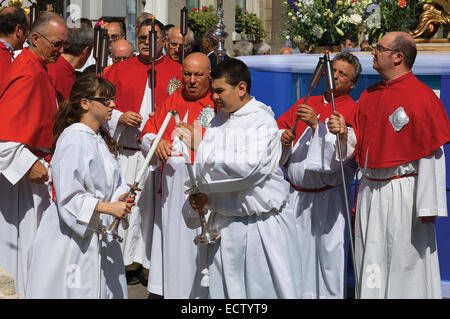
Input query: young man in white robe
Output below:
<box><xmin>277</xmin><ymin>52</ymin><xmax>361</xmax><ymax>298</ymax></box>
<box><xmin>188</xmin><ymin>58</ymin><xmax>302</xmax><ymax>298</ymax></box>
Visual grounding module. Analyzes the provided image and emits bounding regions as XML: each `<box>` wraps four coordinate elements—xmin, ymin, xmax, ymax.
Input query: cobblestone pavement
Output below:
<box><xmin>127</xmin><ymin>281</ymin><xmax>150</xmax><ymax>299</ymax></box>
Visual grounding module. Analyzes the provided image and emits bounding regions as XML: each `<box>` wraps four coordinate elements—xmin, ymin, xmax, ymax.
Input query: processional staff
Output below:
<box><xmin>29</xmin><ymin>2</ymin><xmax>39</xmax><ymax>25</ymax></box>
<box><xmin>212</xmin><ymin>0</ymin><xmax>228</xmax><ymax>64</ymax></box>
<box><xmin>180</xmin><ymin>6</ymin><xmax>188</xmax><ymax>65</ymax></box>
<box><xmin>323</xmin><ymin>52</ymin><xmax>360</xmax><ymax>299</ymax></box>
<box><xmin>93</xmin><ymin>21</ymin><xmax>109</xmax><ymax>77</ymax></box>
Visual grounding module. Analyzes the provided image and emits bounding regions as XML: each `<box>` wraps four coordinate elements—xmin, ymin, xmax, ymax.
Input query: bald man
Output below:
<box><xmin>0</xmin><ymin>12</ymin><xmax>68</xmax><ymax>297</ymax></box>
<box><xmin>111</xmin><ymin>39</ymin><xmax>134</xmax><ymax>64</ymax></box>
<box><xmin>329</xmin><ymin>31</ymin><xmax>449</xmax><ymax>299</ymax></box>
<box><xmin>280</xmin><ymin>46</ymin><xmax>293</xmax><ymax>55</ymax></box>
<box><xmin>167</xmin><ymin>26</ymin><xmax>194</xmax><ymax>64</ymax></box>
<box><xmin>141</xmin><ymin>52</ymin><xmax>214</xmax><ymax>298</ymax></box>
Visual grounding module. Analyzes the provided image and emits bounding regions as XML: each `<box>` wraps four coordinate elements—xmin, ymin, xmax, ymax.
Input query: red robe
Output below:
<box><xmin>277</xmin><ymin>94</ymin><xmax>357</xmax><ymax>145</ymax></box>
<box><xmin>104</xmin><ymin>54</ymin><xmax>182</xmax><ymax>113</ymax></box>
<box><xmin>47</xmin><ymin>55</ymin><xmax>76</xmax><ymax>104</ymax></box>
<box><xmin>141</xmin><ymin>89</ymin><xmax>215</xmax><ymax>162</ymax></box>
<box><xmin>0</xmin><ymin>48</ymin><xmax>57</xmax><ymax>149</ymax></box>
<box><xmin>354</xmin><ymin>71</ymin><xmax>450</xmax><ymax>169</ymax></box>
<box><xmin>0</xmin><ymin>41</ymin><xmax>13</xmax><ymax>74</ymax></box>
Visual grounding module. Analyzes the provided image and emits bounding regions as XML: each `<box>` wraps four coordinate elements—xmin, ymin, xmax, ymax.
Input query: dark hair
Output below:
<box><xmin>203</xmin><ymin>29</ymin><xmax>218</xmax><ymax>47</ymax></box>
<box><xmin>138</xmin><ymin>18</ymin><xmax>166</xmax><ymax>37</ymax></box>
<box><xmin>211</xmin><ymin>58</ymin><xmax>251</xmax><ymax>93</ymax></box>
<box><xmin>333</xmin><ymin>51</ymin><xmax>362</xmax><ymax>83</ymax></box>
<box><xmin>0</xmin><ymin>7</ymin><xmax>28</xmax><ymax>36</ymax></box>
<box><xmin>63</xmin><ymin>26</ymin><xmax>94</xmax><ymax>55</ymax></box>
<box><xmin>52</xmin><ymin>74</ymin><xmax>120</xmax><ymax>156</ymax></box>
<box><xmin>164</xmin><ymin>23</ymin><xmax>174</xmax><ymax>32</ymax></box>
<box><xmin>390</xmin><ymin>35</ymin><xmax>417</xmax><ymax>69</ymax></box>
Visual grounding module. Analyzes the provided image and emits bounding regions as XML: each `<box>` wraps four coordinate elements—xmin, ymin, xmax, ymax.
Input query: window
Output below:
<box><xmin>186</xmin><ymin>0</ymin><xmax>199</xmax><ymax>11</ymax></box>
<box><xmin>236</xmin><ymin>0</ymin><xmax>246</xmax><ymax>10</ymax></box>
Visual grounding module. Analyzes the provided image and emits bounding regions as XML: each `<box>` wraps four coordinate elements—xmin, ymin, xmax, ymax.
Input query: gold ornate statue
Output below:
<box><xmin>8</xmin><ymin>0</ymin><xmax>24</xmax><ymax>7</ymax></box>
<box><xmin>409</xmin><ymin>2</ymin><xmax>450</xmax><ymax>38</ymax></box>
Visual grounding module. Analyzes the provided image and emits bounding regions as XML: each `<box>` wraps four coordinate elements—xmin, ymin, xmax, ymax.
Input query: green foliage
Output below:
<box><xmin>237</xmin><ymin>8</ymin><xmax>267</xmax><ymax>40</ymax></box>
<box><xmin>366</xmin><ymin>0</ymin><xmax>430</xmax><ymax>43</ymax></box>
<box><xmin>187</xmin><ymin>5</ymin><xmax>218</xmax><ymax>43</ymax></box>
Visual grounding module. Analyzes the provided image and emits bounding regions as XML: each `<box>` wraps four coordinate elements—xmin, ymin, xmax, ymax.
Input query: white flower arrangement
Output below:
<box><xmin>281</xmin><ymin>0</ymin><xmax>376</xmax><ymax>49</ymax></box>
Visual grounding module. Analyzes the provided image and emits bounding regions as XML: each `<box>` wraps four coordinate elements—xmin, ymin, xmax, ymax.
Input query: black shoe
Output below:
<box><xmin>126</xmin><ymin>265</ymin><xmax>143</xmax><ymax>285</ymax></box>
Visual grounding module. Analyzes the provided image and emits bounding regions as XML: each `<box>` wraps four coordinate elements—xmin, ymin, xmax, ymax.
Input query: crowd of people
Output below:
<box><xmin>0</xmin><ymin>6</ymin><xmax>449</xmax><ymax>300</ymax></box>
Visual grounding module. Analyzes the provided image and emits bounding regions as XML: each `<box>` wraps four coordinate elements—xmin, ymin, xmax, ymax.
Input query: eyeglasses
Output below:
<box><xmin>37</xmin><ymin>32</ymin><xmax>65</xmax><ymax>50</ymax></box>
<box><xmin>86</xmin><ymin>96</ymin><xmax>115</xmax><ymax>106</ymax></box>
<box><xmin>109</xmin><ymin>33</ymin><xmax>124</xmax><ymax>41</ymax></box>
<box><xmin>372</xmin><ymin>44</ymin><xmax>401</xmax><ymax>54</ymax></box>
<box><xmin>112</xmin><ymin>55</ymin><xmax>134</xmax><ymax>63</ymax></box>
<box><xmin>137</xmin><ymin>34</ymin><xmax>163</xmax><ymax>42</ymax></box>
<box><xmin>169</xmin><ymin>42</ymin><xmax>183</xmax><ymax>49</ymax></box>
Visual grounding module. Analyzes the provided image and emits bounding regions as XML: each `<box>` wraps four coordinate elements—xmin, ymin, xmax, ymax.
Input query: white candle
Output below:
<box><xmin>173</xmin><ymin>113</ymin><xmax>196</xmax><ymax>186</ymax></box>
<box><xmin>134</xmin><ymin>110</ymin><xmax>175</xmax><ymax>183</ymax></box>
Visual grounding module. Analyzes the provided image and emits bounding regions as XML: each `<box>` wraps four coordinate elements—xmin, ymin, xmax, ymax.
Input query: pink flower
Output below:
<box><xmin>201</xmin><ymin>6</ymin><xmax>207</xmax><ymax>11</ymax></box>
<box><xmin>398</xmin><ymin>0</ymin><xmax>406</xmax><ymax>8</ymax></box>
<box><xmin>244</xmin><ymin>10</ymin><xmax>249</xmax><ymax>14</ymax></box>
<box><xmin>352</xmin><ymin>0</ymin><xmax>357</xmax><ymax>2</ymax></box>
<box><xmin>191</xmin><ymin>8</ymin><xmax>197</xmax><ymax>12</ymax></box>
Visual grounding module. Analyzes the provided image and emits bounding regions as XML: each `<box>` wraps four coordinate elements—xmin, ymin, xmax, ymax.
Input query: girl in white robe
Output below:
<box><xmin>26</xmin><ymin>75</ymin><xmax>135</xmax><ymax>299</ymax></box>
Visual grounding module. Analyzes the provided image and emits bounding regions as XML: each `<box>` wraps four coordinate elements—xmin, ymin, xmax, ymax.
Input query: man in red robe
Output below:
<box><xmin>103</xmin><ymin>18</ymin><xmax>182</xmax><ymax>284</ymax></box>
<box><xmin>47</xmin><ymin>26</ymin><xmax>93</xmax><ymax>103</ymax></box>
<box><xmin>277</xmin><ymin>52</ymin><xmax>360</xmax><ymax>299</ymax></box>
<box><xmin>328</xmin><ymin>31</ymin><xmax>449</xmax><ymax>299</ymax></box>
<box><xmin>0</xmin><ymin>6</ymin><xmax>29</xmax><ymax>74</ymax></box>
<box><xmin>140</xmin><ymin>52</ymin><xmax>214</xmax><ymax>298</ymax></box>
<box><xmin>0</xmin><ymin>12</ymin><xmax>68</xmax><ymax>297</ymax></box>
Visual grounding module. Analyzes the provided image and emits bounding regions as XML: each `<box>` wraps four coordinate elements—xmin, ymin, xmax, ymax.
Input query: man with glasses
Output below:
<box><xmin>111</xmin><ymin>39</ymin><xmax>135</xmax><ymax>65</ymax></box>
<box><xmin>103</xmin><ymin>18</ymin><xmax>182</xmax><ymax>286</ymax></box>
<box><xmin>167</xmin><ymin>26</ymin><xmax>194</xmax><ymax>64</ymax></box>
<box><xmin>0</xmin><ymin>6</ymin><xmax>29</xmax><ymax>73</ymax></box>
<box><xmin>0</xmin><ymin>11</ymin><xmax>68</xmax><ymax>297</ymax></box>
<box><xmin>329</xmin><ymin>31</ymin><xmax>449</xmax><ymax>299</ymax></box>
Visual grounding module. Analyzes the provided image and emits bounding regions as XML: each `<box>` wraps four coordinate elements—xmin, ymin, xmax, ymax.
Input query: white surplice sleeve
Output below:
<box><xmin>51</xmin><ymin>133</ymin><xmax>101</xmax><ymax>238</ymax></box>
<box><xmin>416</xmin><ymin>147</ymin><xmax>447</xmax><ymax>218</ymax></box>
<box><xmin>103</xmin><ymin>109</ymin><xmax>125</xmax><ymax>140</ymax></box>
<box><xmin>305</xmin><ymin>121</ymin><xmax>356</xmax><ymax>173</ymax></box>
<box><xmin>0</xmin><ymin>140</ymin><xmax>38</xmax><ymax>185</ymax></box>
<box><xmin>197</xmin><ymin>123</ymin><xmax>281</xmax><ymax>193</ymax></box>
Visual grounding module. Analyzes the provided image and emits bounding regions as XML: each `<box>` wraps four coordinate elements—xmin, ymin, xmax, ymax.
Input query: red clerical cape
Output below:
<box><xmin>140</xmin><ymin>89</ymin><xmax>215</xmax><ymax>162</ymax></box>
<box><xmin>104</xmin><ymin>54</ymin><xmax>182</xmax><ymax>113</ymax></box>
<box><xmin>0</xmin><ymin>41</ymin><xmax>13</xmax><ymax>74</ymax></box>
<box><xmin>47</xmin><ymin>55</ymin><xmax>76</xmax><ymax>104</ymax></box>
<box><xmin>354</xmin><ymin>71</ymin><xmax>450</xmax><ymax>169</ymax></box>
<box><xmin>277</xmin><ymin>94</ymin><xmax>357</xmax><ymax>145</ymax></box>
<box><xmin>0</xmin><ymin>48</ymin><xmax>58</xmax><ymax>149</ymax></box>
